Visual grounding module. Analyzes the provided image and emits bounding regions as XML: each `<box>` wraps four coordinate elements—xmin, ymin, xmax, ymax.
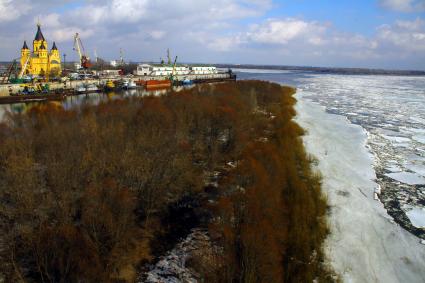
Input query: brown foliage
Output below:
<box><xmin>0</xmin><ymin>81</ymin><xmax>333</xmax><ymax>282</ymax></box>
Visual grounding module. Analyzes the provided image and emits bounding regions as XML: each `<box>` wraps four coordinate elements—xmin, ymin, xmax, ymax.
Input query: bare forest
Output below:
<box><xmin>0</xmin><ymin>81</ymin><xmax>333</xmax><ymax>282</ymax></box>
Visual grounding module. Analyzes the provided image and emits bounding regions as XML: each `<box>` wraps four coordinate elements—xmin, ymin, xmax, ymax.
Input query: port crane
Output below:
<box><xmin>1</xmin><ymin>59</ymin><xmax>18</xmax><ymax>84</ymax></box>
<box><xmin>119</xmin><ymin>48</ymin><xmax>124</xmax><ymax>66</ymax></box>
<box><xmin>169</xmin><ymin>56</ymin><xmax>178</xmax><ymax>82</ymax></box>
<box><xmin>167</xmin><ymin>48</ymin><xmax>171</xmax><ymax>66</ymax></box>
<box><xmin>73</xmin><ymin>33</ymin><xmax>92</xmax><ymax>69</ymax></box>
<box><xmin>19</xmin><ymin>56</ymin><xmax>31</xmax><ymax>78</ymax></box>
<box><xmin>94</xmin><ymin>48</ymin><xmax>98</xmax><ymax>64</ymax></box>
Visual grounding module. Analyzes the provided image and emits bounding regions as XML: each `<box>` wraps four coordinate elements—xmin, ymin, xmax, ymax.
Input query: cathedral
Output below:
<box><xmin>20</xmin><ymin>24</ymin><xmax>61</xmax><ymax>76</ymax></box>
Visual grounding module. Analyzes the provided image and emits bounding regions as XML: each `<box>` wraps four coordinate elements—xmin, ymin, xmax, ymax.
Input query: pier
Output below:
<box><xmin>0</xmin><ymin>72</ymin><xmax>236</xmax><ymax>100</ymax></box>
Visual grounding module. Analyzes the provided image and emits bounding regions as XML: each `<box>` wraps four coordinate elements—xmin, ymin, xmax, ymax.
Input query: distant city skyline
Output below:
<box><xmin>0</xmin><ymin>0</ymin><xmax>424</xmax><ymax>70</ymax></box>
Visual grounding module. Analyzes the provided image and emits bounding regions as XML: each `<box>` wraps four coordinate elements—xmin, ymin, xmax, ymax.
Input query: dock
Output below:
<box><xmin>0</xmin><ymin>72</ymin><xmax>236</xmax><ymax>102</ymax></box>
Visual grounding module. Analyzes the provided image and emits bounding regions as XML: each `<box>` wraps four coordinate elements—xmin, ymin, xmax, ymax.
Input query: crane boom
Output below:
<box><xmin>167</xmin><ymin>48</ymin><xmax>171</xmax><ymax>66</ymax></box>
<box><xmin>120</xmin><ymin>48</ymin><xmax>124</xmax><ymax>65</ymax></box>
<box><xmin>46</xmin><ymin>54</ymin><xmax>51</xmax><ymax>82</ymax></box>
<box><xmin>73</xmin><ymin>33</ymin><xmax>91</xmax><ymax>69</ymax></box>
<box><xmin>2</xmin><ymin>60</ymin><xmax>18</xmax><ymax>84</ymax></box>
<box><xmin>73</xmin><ymin>33</ymin><xmax>83</xmax><ymax>61</ymax></box>
<box><xmin>19</xmin><ymin>56</ymin><xmax>30</xmax><ymax>78</ymax></box>
<box><xmin>170</xmin><ymin>56</ymin><xmax>178</xmax><ymax>82</ymax></box>
<box><xmin>172</xmin><ymin>56</ymin><xmax>178</xmax><ymax>73</ymax></box>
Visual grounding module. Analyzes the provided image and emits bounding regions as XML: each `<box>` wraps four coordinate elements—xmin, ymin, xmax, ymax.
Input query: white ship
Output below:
<box><xmin>134</xmin><ymin>64</ymin><xmax>218</xmax><ymax>76</ymax></box>
<box><xmin>76</xmin><ymin>83</ymin><xmax>99</xmax><ymax>93</ymax></box>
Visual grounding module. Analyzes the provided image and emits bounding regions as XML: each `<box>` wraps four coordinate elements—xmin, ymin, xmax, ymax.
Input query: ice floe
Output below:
<box><xmin>413</xmin><ymin>135</ymin><xmax>425</xmax><ymax>144</ymax></box>
<box><xmin>406</xmin><ymin>207</ymin><xmax>425</xmax><ymax>228</ymax></box>
<box><xmin>385</xmin><ymin>172</ymin><xmax>425</xmax><ymax>185</ymax></box>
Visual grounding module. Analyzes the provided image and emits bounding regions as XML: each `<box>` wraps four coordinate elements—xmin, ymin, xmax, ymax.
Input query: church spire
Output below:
<box><xmin>34</xmin><ymin>23</ymin><xmax>45</xmax><ymax>41</ymax></box>
<box><xmin>22</xmin><ymin>40</ymin><xmax>29</xmax><ymax>50</ymax></box>
<box><xmin>51</xmin><ymin>41</ymin><xmax>58</xmax><ymax>50</ymax></box>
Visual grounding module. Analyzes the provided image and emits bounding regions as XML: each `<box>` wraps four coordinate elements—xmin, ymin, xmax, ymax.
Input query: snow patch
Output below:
<box><xmin>143</xmin><ymin>229</ymin><xmax>213</xmax><ymax>283</ymax></box>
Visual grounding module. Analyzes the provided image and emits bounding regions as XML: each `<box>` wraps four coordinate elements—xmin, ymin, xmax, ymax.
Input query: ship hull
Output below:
<box><xmin>145</xmin><ymin>80</ymin><xmax>172</xmax><ymax>89</ymax></box>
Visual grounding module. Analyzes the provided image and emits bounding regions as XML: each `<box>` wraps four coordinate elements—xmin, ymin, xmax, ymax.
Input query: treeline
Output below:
<box><xmin>0</xmin><ymin>81</ymin><xmax>333</xmax><ymax>282</ymax></box>
<box><xmin>187</xmin><ymin>82</ymin><xmax>332</xmax><ymax>282</ymax></box>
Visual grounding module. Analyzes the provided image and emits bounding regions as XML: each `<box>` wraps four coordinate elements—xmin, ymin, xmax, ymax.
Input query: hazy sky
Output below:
<box><xmin>1</xmin><ymin>0</ymin><xmax>424</xmax><ymax>70</ymax></box>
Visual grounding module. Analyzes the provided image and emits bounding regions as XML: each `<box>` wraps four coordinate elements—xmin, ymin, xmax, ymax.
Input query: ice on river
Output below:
<box><xmin>406</xmin><ymin>208</ymin><xmax>425</xmax><ymax>228</ymax></box>
<box><xmin>297</xmin><ymin>74</ymin><xmax>425</xmax><ymax>241</ymax></box>
<box><xmin>385</xmin><ymin>172</ymin><xmax>425</xmax><ymax>185</ymax></box>
<box><xmin>295</xmin><ymin>95</ymin><xmax>425</xmax><ymax>283</ymax></box>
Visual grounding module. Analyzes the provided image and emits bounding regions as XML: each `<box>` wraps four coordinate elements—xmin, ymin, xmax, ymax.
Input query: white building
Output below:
<box><xmin>135</xmin><ymin>64</ymin><xmax>189</xmax><ymax>76</ymax></box>
<box><xmin>189</xmin><ymin>66</ymin><xmax>218</xmax><ymax>75</ymax></box>
<box><xmin>134</xmin><ymin>64</ymin><xmax>219</xmax><ymax>76</ymax></box>
<box><xmin>99</xmin><ymin>69</ymin><xmax>122</xmax><ymax>76</ymax></box>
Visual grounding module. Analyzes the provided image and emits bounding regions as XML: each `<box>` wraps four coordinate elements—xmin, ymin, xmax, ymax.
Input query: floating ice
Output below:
<box><xmin>233</xmin><ymin>68</ymin><xmax>292</xmax><ymax>74</ymax></box>
<box><xmin>406</xmin><ymin>208</ymin><xmax>425</xmax><ymax>228</ymax></box>
<box><xmin>386</xmin><ymin>165</ymin><xmax>402</xmax><ymax>172</ymax></box>
<box><xmin>410</xmin><ymin>117</ymin><xmax>425</xmax><ymax>124</ymax></box>
<box><xmin>385</xmin><ymin>172</ymin><xmax>425</xmax><ymax>185</ymax></box>
<box><xmin>381</xmin><ymin>135</ymin><xmax>411</xmax><ymax>143</ymax></box>
<box><xmin>404</xmin><ymin>164</ymin><xmax>425</xmax><ymax>177</ymax></box>
<box><xmin>413</xmin><ymin>135</ymin><xmax>425</xmax><ymax>144</ymax></box>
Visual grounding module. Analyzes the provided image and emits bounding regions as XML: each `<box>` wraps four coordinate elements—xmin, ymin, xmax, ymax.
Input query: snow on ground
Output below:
<box><xmin>295</xmin><ymin>95</ymin><xmax>425</xmax><ymax>283</ymax></box>
<box><xmin>142</xmin><ymin>229</ymin><xmax>213</xmax><ymax>283</ymax></box>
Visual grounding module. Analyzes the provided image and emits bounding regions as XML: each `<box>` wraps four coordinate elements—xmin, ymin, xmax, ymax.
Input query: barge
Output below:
<box><xmin>0</xmin><ymin>93</ymin><xmax>65</xmax><ymax>104</ymax></box>
<box><xmin>145</xmin><ymin>79</ymin><xmax>172</xmax><ymax>89</ymax></box>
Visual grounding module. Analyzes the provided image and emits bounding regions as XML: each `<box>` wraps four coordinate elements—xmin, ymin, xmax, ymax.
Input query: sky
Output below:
<box><xmin>0</xmin><ymin>0</ymin><xmax>424</xmax><ymax>70</ymax></box>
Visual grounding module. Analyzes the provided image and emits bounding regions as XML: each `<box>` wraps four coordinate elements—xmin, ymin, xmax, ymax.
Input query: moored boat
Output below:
<box><xmin>123</xmin><ymin>80</ymin><xmax>137</xmax><ymax>89</ymax></box>
<box><xmin>76</xmin><ymin>84</ymin><xmax>86</xmax><ymax>93</ymax></box>
<box><xmin>135</xmin><ymin>79</ymin><xmax>146</xmax><ymax>86</ymax></box>
<box><xmin>182</xmin><ymin>78</ymin><xmax>193</xmax><ymax>85</ymax></box>
<box><xmin>1</xmin><ymin>93</ymin><xmax>65</xmax><ymax>104</ymax></box>
<box><xmin>104</xmin><ymin>80</ymin><xmax>116</xmax><ymax>91</ymax></box>
<box><xmin>145</xmin><ymin>79</ymin><xmax>172</xmax><ymax>89</ymax></box>
<box><xmin>75</xmin><ymin>83</ymin><xmax>100</xmax><ymax>94</ymax></box>
<box><xmin>85</xmin><ymin>83</ymin><xmax>99</xmax><ymax>92</ymax></box>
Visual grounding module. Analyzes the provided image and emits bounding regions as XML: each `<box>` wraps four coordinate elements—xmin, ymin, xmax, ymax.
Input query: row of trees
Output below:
<box><xmin>0</xmin><ymin>81</ymin><xmax>333</xmax><ymax>282</ymax></box>
<box><xmin>209</xmin><ymin>85</ymin><xmax>331</xmax><ymax>282</ymax></box>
